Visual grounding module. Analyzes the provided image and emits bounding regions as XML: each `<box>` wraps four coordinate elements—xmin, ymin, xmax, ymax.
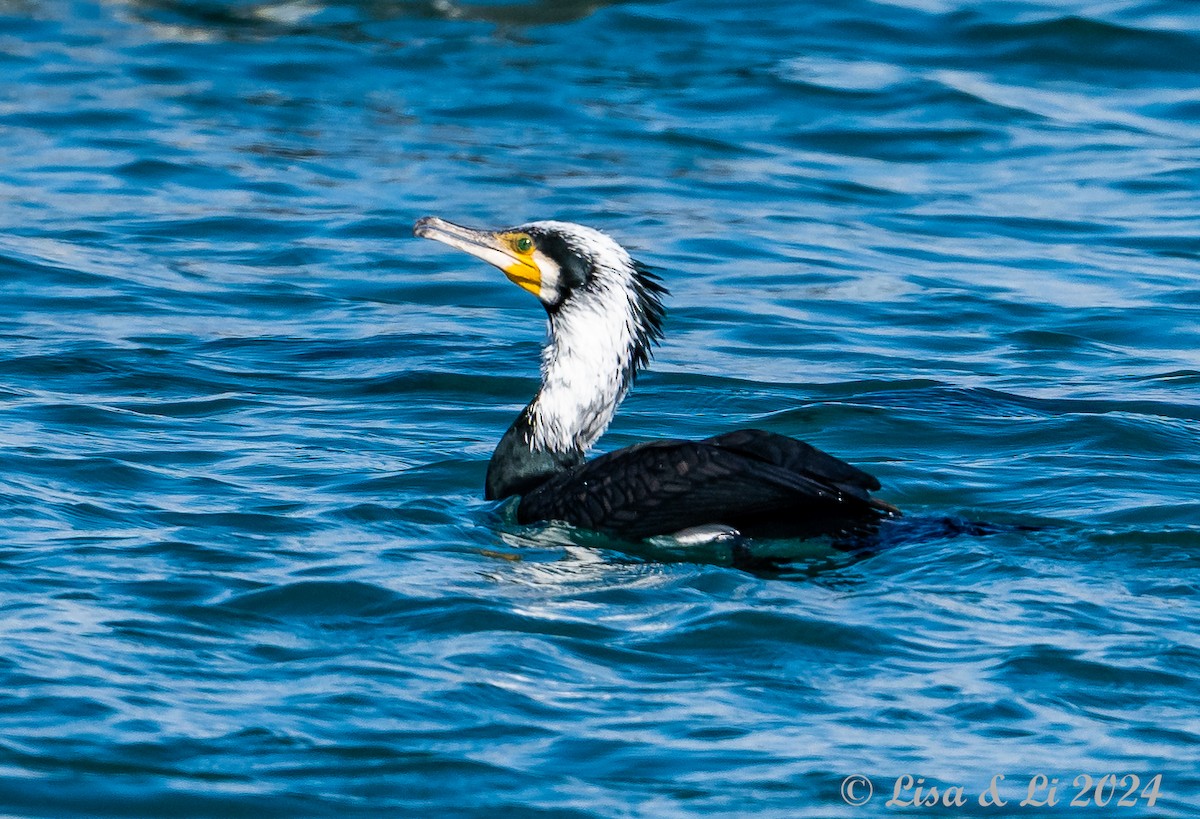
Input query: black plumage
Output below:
<box><xmin>518</xmin><ymin>428</ymin><xmax>890</xmax><ymax>541</ymax></box>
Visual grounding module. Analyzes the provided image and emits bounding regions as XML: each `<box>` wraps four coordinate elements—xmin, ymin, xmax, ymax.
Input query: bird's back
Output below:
<box><xmin>516</xmin><ymin>428</ymin><xmax>891</xmax><ymax>541</ymax></box>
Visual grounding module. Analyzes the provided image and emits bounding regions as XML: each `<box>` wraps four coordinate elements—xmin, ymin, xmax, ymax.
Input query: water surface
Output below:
<box><xmin>1</xmin><ymin>0</ymin><xmax>1198</xmax><ymax>816</ymax></box>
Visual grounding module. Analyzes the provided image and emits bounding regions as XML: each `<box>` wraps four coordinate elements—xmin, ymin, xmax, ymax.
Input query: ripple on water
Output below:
<box><xmin>1</xmin><ymin>0</ymin><xmax>1199</xmax><ymax>816</ymax></box>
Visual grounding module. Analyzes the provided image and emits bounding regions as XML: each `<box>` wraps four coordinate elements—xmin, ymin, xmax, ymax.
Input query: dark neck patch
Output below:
<box><xmin>486</xmin><ymin>405</ymin><xmax>584</xmax><ymax>499</ymax></box>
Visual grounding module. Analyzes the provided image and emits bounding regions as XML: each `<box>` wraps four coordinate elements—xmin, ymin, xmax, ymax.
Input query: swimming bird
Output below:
<box><xmin>414</xmin><ymin>216</ymin><xmax>897</xmax><ymax>542</ymax></box>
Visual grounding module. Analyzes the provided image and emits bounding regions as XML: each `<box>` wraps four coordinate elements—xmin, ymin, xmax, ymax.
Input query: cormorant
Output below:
<box><xmin>414</xmin><ymin>216</ymin><xmax>897</xmax><ymax>542</ymax></box>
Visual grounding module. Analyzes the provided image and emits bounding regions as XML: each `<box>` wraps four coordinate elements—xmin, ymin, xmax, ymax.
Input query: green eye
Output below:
<box><xmin>514</xmin><ymin>235</ymin><xmax>533</xmax><ymax>253</ymax></box>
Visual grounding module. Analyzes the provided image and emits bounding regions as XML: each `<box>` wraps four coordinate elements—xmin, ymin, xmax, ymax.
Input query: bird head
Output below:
<box><xmin>414</xmin><ymin>216</ymin><xmax>665</xmax><ymax>323</ymax></box>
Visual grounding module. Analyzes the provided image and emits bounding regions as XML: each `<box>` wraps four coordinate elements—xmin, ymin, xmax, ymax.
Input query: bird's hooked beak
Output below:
<box><xmin>414</xmin><ymin>216</ymin><xmax>542</xmax><ymax>299</ymax></box>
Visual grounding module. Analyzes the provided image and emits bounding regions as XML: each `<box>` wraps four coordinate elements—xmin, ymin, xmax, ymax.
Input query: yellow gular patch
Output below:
<box><xmin>500</xmin><ymin>233</ymin><xmax>541</xmax><ymax>297</ymax></box>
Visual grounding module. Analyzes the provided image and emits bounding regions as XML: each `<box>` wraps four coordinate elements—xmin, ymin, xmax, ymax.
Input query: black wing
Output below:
<box><xmin>516</xmin><ymin>428</ymin><xmax>891</xmax><ymax>541</ymax></box>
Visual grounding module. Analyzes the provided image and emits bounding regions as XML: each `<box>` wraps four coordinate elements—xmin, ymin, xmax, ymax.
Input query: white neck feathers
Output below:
<box><xmin>527</xmin><ymin>259</ymin><xmax>641</xmax><ymax>455</ymax></box>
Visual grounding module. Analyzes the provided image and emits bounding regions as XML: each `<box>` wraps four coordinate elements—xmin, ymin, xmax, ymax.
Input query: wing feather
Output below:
<box><xmin>516</xmin><ymin>429</ymin><xmax>887</xmax><ymax>540</ymax></box>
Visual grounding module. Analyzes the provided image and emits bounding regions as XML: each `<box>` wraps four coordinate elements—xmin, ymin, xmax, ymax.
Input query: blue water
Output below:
<box><xmin>2</xmin><ymin>0</ymin><xmax>1199</xmax><ymax>815</ymax></box>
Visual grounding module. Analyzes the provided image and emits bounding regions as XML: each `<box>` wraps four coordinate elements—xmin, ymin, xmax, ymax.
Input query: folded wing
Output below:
<box><xmin>517</xmin><ymin>428</ymin><xmax>890</xmax><ymax>540</ymax></box>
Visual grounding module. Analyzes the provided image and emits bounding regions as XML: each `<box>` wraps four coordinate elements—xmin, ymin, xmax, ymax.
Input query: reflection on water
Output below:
<box><xmin>117</xmin><ymin>0</ymin><xmax>635</xmax><ymax>39</ymax></box>
<box><xmin>430</xmin><ymin>0</ymin><xmax>642</xmax><ymax>26</ymax></box>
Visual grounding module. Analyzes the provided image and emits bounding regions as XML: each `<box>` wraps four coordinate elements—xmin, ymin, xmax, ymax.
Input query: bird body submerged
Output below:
<box><xmin>414</xmin><ymin>216</ymin><xmax>895</xmax><ymax>542</ymax></box>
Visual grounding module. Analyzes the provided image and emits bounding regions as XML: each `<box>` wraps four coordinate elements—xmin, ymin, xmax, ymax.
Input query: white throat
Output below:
<box><xmin>526</xmin><ymin>268</ymin><xmax>640</xmax><ymax>455</ymax></box>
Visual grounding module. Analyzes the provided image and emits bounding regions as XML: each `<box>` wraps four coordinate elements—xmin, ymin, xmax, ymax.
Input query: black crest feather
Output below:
<box><xmin>629</xmin><ymin>259</ymin><xmax>667</xmax><ymax>376</ymax></box>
